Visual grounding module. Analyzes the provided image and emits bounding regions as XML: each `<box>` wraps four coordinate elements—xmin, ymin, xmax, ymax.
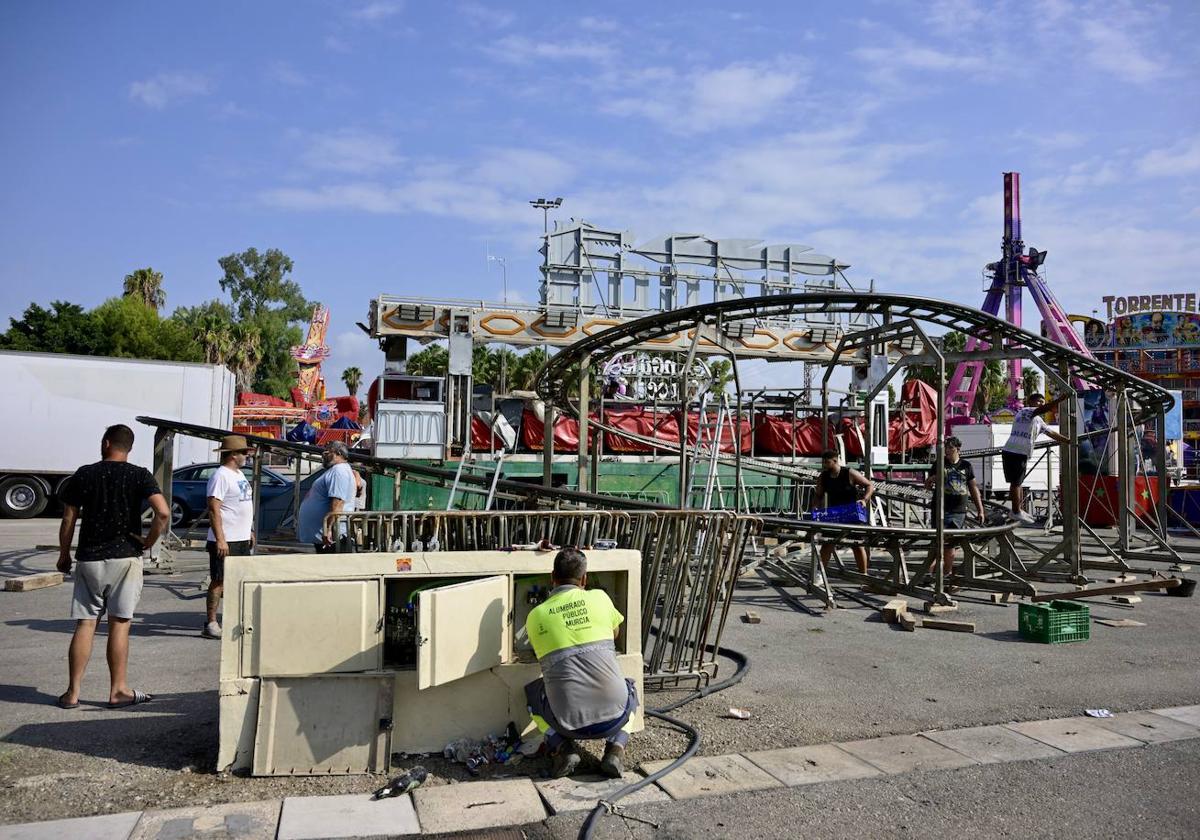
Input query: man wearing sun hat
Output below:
<box><xmin>201</xmin><ymin>434</ymin><xmax>255</xmax><ymax>639</ymax></box>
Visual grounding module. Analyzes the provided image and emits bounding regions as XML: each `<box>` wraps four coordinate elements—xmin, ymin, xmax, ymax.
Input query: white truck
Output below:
<box><xmin>1</xmin><ymin>351</ymin><xmax>235</xmax><ymax>518</ymax></box>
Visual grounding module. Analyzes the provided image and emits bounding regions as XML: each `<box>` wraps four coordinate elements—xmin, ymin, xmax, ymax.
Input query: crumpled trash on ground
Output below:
<box><xmin>372</xmin><ymin>766</ymin><xmax>428</xmax><ymax>799</ymax></box>
<box><xmin>443</xmin><ymin>722</ymin><xmax>524</xmax><ymax>775</ymax></box>
<box><xmin>1085</xmin><ymin>708</ymin><xmax>1114</xmax><ymax>718</ymax></box>
<box><xmin>725</xmin><ymin>707</ymin><xmax>752</xmax><ymax>720</ymax></box>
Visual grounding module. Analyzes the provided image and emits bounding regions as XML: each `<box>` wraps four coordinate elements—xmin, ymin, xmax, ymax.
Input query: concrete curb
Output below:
<box><xmin>2</xmin><ymin>705</ymin><xmax>1197</xmax><ymax>839</ymax></box>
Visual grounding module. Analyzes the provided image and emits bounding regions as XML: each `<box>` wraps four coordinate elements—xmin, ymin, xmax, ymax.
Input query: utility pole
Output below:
<box><xmin>529</xmin><ymin>197</ymin><xmax>563</xmax><ymax>234</ymax></box>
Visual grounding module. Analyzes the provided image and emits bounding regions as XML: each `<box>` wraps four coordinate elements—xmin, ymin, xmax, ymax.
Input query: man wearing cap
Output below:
<box><xmin>1002</xmin><ymin>393</ymin><xmax>1070</xmax><ymax>523</ymax></box>
<box><xmin>297</xmin><ymin>441</ymin><xmax>357</xmax><ymax>553</ymax></box>
<box><xmin>202</xmin><ymin>435</ymin><xmax>255</xmax><ymax>639</ymax></box>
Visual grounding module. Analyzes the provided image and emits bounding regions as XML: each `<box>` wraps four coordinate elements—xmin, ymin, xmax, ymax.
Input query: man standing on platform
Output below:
<box><xmin>1002</xmin><ymin>393</ymin><xmax>1070</xmax><ymax>523</ymax></box>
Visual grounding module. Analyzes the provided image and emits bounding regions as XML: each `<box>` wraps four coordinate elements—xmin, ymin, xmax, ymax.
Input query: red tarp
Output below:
<box><xmin>470</xmin><ymin>416</ymin><xmax>506</xmax><ymax>451</ymax></box>
<box><xmin>602</xmin><ymin>408</ymin><xmax>680</xmax><ymax>453</ymax></box>
<box><xmin>753</xmin><ymin>415</ymin><xmax>832</xmax><ymax>456</ymax></box>
<box><xmin>681</xmin><ymin>412</ymin><xmax>753</xmax><ymax>455</ymax></box>
<box><xmin>888</xmin><ymin>379</ymin><xmax>938</xmax><ymax>451</ymax></box>
<box><xmin>520</xmin><ymin>408</ymin><xmax>584</xmax><ymax>451</ymax></box>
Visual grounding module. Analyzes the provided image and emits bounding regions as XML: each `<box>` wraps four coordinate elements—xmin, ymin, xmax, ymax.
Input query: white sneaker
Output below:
<box><xmin>201</xmin><ymin>621</ymin><xmax>222</xmax><ymax>639</ymax></box>
<box><xmin>1015</xmin><ymin>511</ymin><xmax>1037</xmax><ymax>525</ymax></box>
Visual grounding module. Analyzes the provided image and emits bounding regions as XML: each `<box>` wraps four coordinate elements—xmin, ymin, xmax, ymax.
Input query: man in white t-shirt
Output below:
<box><xmin>202</xmin><ymin>435</ymin><xmax>255</xmax><ymax>639</ymax></box>
<box><xmin>1001</xmin><ymin>393</ymin><xmax>1070</xmax><ymax>523</ymax></box>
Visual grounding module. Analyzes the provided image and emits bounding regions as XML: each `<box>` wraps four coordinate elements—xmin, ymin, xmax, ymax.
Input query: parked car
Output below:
<box><xmin>170</xmin><ymin>462</ymin><xmax>293</xmax><ymax>527</ymax></box>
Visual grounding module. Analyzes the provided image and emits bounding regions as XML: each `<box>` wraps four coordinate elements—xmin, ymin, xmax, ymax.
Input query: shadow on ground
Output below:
<box><xmin>6</xmin><ymin>610</ymin><xmax>211</xmax><ymax>638</ymax></box>
<box><xmin>0</xmin><ymin>686</ymin><xmax>218</xmax><ymax>771</ymax></box>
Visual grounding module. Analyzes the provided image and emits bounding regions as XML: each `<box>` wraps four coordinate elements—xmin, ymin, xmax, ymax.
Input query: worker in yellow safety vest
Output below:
<box><xmin>524</xmin><ymin>547</ymin><xmax>638</xmax><ymax>778</ymax></box>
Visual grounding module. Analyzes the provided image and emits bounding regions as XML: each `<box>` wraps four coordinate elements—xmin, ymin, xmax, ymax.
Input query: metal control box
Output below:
<box><xmin>218</xmin><ymin>549</ymin><xmax>643</xmax><ymax>775</ymax></box>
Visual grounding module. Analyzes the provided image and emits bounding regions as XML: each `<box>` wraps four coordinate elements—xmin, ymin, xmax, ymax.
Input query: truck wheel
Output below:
<box><xmin>0</xmin><ymin>476</ymin><xmax>49</xmax><ymax>518</ymax></box>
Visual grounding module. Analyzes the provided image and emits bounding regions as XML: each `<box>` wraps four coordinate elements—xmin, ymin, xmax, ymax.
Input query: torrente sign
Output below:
<box><xmin>1102</xmin><ymin>293</ymin><xmax>1198</xmax><ymax>319</ymax></box>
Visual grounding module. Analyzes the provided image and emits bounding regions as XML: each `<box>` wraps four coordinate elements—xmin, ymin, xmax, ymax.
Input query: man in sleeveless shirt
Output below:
<box><xmin>813</xmin><ymin>449</ymin><xmax>875</xmax><ymax>575</ymax></box>
<box><xmin>525</xmin><ymin>548</ymin><xmax>638</xmax><ymax>779</ymax></box>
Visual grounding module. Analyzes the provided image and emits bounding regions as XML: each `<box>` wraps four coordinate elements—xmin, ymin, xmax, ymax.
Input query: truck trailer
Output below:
<box><xmin>1</xmin><ymin>351</ymin><xmax>235</xmax><ymax>518</ymax></box>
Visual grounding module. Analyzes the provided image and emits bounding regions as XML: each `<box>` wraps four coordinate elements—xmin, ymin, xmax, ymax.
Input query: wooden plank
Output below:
<box><xmin>1031</xmin><ymin>578</ymin><xmax>1179</xmax><ymax>603</ymax></box>
<box><xmin>921</xmin><ymin>618</ymin><xmax>975</xmax><ymax>633</ymax></box>
<box><xmin>881</xmin><ymin>599</ymin><xmax>909</xmax><ymax>623</ymax></box>
<box><xmin>922</xmin><ymin>602</ymin><xmax>959</xmax><ymax>615</ymax></box>
<box><xmin>741</xmin><ymin>611</ymin><xmax>762</xmax><ymax>624</ymax></box>
<box><xmin>3</xmin><ymin>572</ymin><xmax>64</xmax><ymax>592</ymax></box>
<box><xmin>897</xmin><ymin>612</ymin><xmax>919</xmax><ymax>632</ymax></box>
<box><xmin>1111</xmin><ymin>595</ymin><xmax>1142</xmax><ymax>605</ymax></box>
<box><xmin>1094</xmin><ymin>618</ymin><xmax>1146</xmax><ymax>628</ymax></box>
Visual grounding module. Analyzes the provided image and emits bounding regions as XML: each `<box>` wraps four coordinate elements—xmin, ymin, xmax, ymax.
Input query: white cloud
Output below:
<box><xmin>578</xmin><ymin>16</ymin><xmax>618</xmax><ymax>33</ymax></box>
<box><xmin>127</xmin><ymin>72</ymin><xmax>211</xmax><ymax>108</ymax></box>
<box><xmin>1137</xmin><ymin>136</ymin><xmax>1200</xmax><ymax>178</ymax></box>
<box><xmin>1078</xmin><ymin>17</ymin><xmax>1165</xmax><ymax>84</ymax></box>
<box><xmin>325</xmin><ymin>329</ymin><xmax>379</xmax><ymax>400</ymax></box>
<box><xmin>352</xmin><ymin>1</ymin><xmax>404</xmax><ymax>22</ymax></box>
<box><xmin>301</xmin><ymin>130</ymin><xmax>404</xmax><ymax>174</ymax></box>
<box><xmin>268</xmin><ymin>60</ymin><xmax>308</xmax><ymax>87</ymax></box>
<box><xmin>483</xmin><ymin>35</ymin><xmax>613</xmax><ymax>64</ymax></box>
<box><xmin>459</xmin><ymin>2</ymin><xmax>515</xmax><ymax>29</ymax></box>
<box><xmin>853</xmin><ymin>38</ymin><xmax>986</xmax><ymax>75</ymax></box>
<box><xmin>604</xmin><ymin>61</ymin><xmax>805</xmax><ymax>131</ymax></box>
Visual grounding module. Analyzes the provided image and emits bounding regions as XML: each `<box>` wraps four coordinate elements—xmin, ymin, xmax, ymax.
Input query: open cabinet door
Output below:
<box><xmin>417</xmin><ymin>574</ymin><xmax>510</xmax><ymax>690</ymax></box>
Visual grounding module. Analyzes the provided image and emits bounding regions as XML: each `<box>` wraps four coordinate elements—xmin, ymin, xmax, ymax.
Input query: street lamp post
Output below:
<box><xmin>529</xmin><ymin>197</ymin><xmax>563</xmax><ymax>234</ymax></box>
<box><xmin>488</xmin><ymin>254</ymin><xmax>507</xmax><ymax>304</ymax></box>
<box><xmin>487</xmin><ymin>254</ymin><xmax>508</xmax><ymax>395</ymax></box>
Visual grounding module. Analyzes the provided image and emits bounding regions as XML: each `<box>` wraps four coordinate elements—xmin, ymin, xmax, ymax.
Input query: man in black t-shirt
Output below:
<box><xmin>925</xmin><ymin>436</ymin><xmax>985</xmax><ymax>579</ymax></box>
<box><xmin>55</xmin><ymin>424</ymin><xmax>169</xmax><ymax>709</ymax></box>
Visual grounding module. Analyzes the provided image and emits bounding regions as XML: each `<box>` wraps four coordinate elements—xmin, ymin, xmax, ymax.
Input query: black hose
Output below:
<box><xmin>577</xmin><ymin>643</ymin><xmax>750</xmax><ymax>840</ymax></box>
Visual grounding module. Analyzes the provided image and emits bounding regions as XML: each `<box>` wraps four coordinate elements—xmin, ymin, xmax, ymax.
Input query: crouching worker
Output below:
<box><xmin>525</xmin><ymin>547</ymin><xmax>638</xmax><ymax>779</ymax></box>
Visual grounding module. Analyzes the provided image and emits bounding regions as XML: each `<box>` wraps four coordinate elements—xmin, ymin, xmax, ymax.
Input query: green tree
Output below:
<box><xmin>1022</xmin><ymin>367</ymin><xmax>1042</xmax><ymax>402</ymax></box>
<box><xmin>0</xmin><ymin>301</ymin><xmax>107</xmax><ymax>355</ymax></box>
<box><xmin>173</xmin><ymin>300</ymin><xmax>236</xmax><ymax>365</ymax></box>
<box><xmin>217</xmin><ymin>248</ymin><xmax>311</xmax><ymax>397</ymax></box>
<box><xmin>706</xmin><ymin>358</ymin><xmax>733</xmax><ymax>395</ymax></box>
<box><xmin>122</xmin><ymin>267</ymin><xmax>166</xmax><ymax>311</ymax></box>
<box><xmin>226</xmin><ymin>322</ymin><xmax>264</xmax><ymax>392</ymax></box>
<box><xmin>406</xmin><ymin>344</ymin><xmax>449</xmax><ymax>376</ymax></box>
<box><xmin>92</xmin><ymin>296</ymin><xmax>199</xmax><ymax>361</ymax></box>
<box><xmin>342</xmin><ymin>365</ymin><xmax>363</xmax><ymax>398</ymax></box>
<box><xmin>904</xmin><ymin>330</ymin><xmax>966</xmax><ymax>390</ymax></box>
<box><xmin>510</xmin><ymin>347</ymin><xmax>549</xmax><ymax>391</ymax></box>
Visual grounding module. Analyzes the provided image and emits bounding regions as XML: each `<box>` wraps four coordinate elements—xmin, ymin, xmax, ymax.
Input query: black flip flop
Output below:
<box><xmin>57</xmin><ymin>695</ymin><xmax>80</xmax><ymax>710</ymax></box>
<box><xmin>108</xmin><ymin>689</ymin><xmax>153</xmax><ymax>709</ymax></box>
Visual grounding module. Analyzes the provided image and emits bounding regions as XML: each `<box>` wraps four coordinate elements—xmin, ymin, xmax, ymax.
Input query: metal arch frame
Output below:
<box><xmin>537</xmin><ymin>292</ymin><xmax>1173</xmax><ymax>420</ymax></box>
<box><xmin>534</xmin><ymin>291</ymin><xmax>1175</xmax><ymax>600</ymax></box>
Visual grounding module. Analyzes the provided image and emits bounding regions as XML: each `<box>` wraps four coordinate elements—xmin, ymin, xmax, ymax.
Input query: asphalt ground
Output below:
<box><xmin>1</xmin><ymin>518</ymin><xmax>1197</xmax><ymax>833</ymax></box>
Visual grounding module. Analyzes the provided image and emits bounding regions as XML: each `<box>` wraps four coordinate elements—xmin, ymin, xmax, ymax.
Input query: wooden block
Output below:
<box><xmin>990</xmin><ymin>593</ymin><xmax>1004</xmax><ymax>604</ymax></box>
<box><xmin>922</xmin><ymin>602</ymin><xmax>959</xmax><ymax>615</ymax></box>
<box><xmin>1094</xmin><ymin>618</ymin><xmax>1146</xmax><ymax>628</ymax></box>
<box><xmin>921</xmin><ymin>618</ymin><xmax>975</xmax><ymax>633</ymax></box>
<box><xmin>1111</xmin><ymin>595</ymin><xmax>1142</xmax><ymax>605</ymax></box>
<box><xmin>882</xmin><ymin>599</ymin><xmax>909</xmax><ymax>623</ymax></box>
<box><xmin>3</xmin><ymin>572</ymin><xmax>64</xmax><ymax>592</ymax></box>
<box><xmin>1106</xmin><ymin>575</ymin><xmax>1138</xmax><ymax>584</ymax></box>
<box><xmin>897</xmin><ymin>612</ymin><xmax>919</xmax><ymax>632</ymax></box>
<box><xmin>741</xmin><ymin>611</ymin><xmax>762</xmax><ymax>624</ymax></box>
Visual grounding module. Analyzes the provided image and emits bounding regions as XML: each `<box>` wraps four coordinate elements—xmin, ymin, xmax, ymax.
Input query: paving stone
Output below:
<box><xmin>639</xmin><ymin>753</ymin><xmax>783</xmax><ymax>800</ymax></box>
<box><xmin>413</xmin><ymin>779</ymin><xmax>545</xmax><ymax>834</ymax></box>
<box><xmin>130</xmin><ymin>800</ymin><xmax>281</xmax><ymax>840</ymax></box>
<box><xmin>922</xmin><ymin>725</ymin><xmax>1065</xmax><ymax>764</ymax></box>
<box><xmin>535</xmin><ymin>773</ymin><xmax>669</xmax><ymax>814</ymax></box>
<box><xmin>838</xmin><ymin>734</ymin><xmax>978</xmax><ymax>774</ymax></box>
<box><xmin>1087</xmin><ymin>711</ymin><xmax>1200</xmax><ymax>744</ymax></box>
<box><xmin>1152</xmin><ymin>704</ymin><xmax>1200</xmax><ymax>728</ymax></box>
<box><xmin>743</xmin><ymin>743</ymin><xmax>882</xmax><ymax>786</ymax></box>
<box><xmin>1005</xmin><ymin>718</ymin><xmax>1145</xmax><ymax>753</ymax></box>
<box><xmin>0</xmin><ymin>811</ymin><xmax>141</xmax><ymax>840</ymax></box>
<box><xmin>276</xmin><ymin>793</ymin><xmax>419</xmax><ymax>839</ymax></box>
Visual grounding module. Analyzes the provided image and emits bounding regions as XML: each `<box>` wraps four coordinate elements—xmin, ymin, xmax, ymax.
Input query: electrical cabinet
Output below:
<box><xmin>218</xmin><ymin>550</ymin><xmax>643</xmax><ymax>775</ymax></box>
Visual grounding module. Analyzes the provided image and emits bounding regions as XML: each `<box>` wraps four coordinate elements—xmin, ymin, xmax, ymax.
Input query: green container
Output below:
<box><xmin>1018</xmin><ymin>600</ymin><xmax>1091</xmax><ymax>644</ymax></box>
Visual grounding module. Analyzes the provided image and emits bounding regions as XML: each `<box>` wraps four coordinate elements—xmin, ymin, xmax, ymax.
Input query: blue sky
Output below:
<box><xmin>2</xmin><ymin>0</ymin><xmax>1199</xmax><ymax>393</ymax></box>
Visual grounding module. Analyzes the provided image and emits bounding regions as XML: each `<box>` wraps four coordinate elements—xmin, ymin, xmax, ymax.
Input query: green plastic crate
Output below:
<box><xmin>1018</xmin><ymin>600</ymin><xmax>1091</xmax><ymax>644</ymax></box>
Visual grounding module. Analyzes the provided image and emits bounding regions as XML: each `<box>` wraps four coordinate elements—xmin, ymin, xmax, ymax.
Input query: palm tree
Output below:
<box><xmin>227</xmin><ymin>322</ymin><xmax>263</xmax><ymax>392</ymax></box>
<box><xmin>122</xmin><ymin>268</ymin><xmax>166</xmax><ymax>311</ymax></box>
<box><xmin>1022</xmin><ymin>367</ymin><xmax>1042</xmax><ymax>402</ymax></box>
<box><xmin>342</xmin><ymin>366</ymin><xmax>363</xmax><ymax>398</ymax></box>
<box><xmin>510</xmin><ymin>347</ymin><xmax>549</xmax><ymax>391</ymax></box>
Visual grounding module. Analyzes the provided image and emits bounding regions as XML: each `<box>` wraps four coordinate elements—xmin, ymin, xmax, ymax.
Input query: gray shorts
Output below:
<box><xmin>71</xmin><ymin>558</ymin><xmax>143</xmax><ymax>620</ymax></box>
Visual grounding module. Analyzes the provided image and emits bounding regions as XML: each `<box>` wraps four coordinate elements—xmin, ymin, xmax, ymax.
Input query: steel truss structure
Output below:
<box><xmin>534</xmin><ymin>291</ymin><xmax>1178</xmax><ymax>603</ymax></box>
